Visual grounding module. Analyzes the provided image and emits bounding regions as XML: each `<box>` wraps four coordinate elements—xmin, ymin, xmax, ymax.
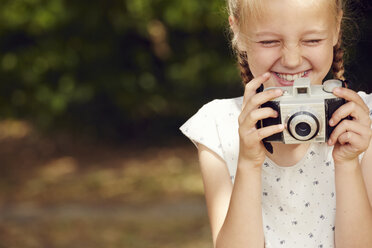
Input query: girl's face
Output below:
<box><xmin>239</xmin><ymin>0</ymin><xmax>341</xmax><ymax>88</ymax></box>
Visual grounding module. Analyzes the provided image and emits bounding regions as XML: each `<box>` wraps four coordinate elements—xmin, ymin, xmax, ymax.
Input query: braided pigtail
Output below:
<box><xmin>237</xmin><ymin>51</ymin><xmax>253</xmax><ymax>86</ymax></box>
<box><xmin>332</xmin><ymin>32</ymin><xmax>346</xmax><ymax>81</ymax></box>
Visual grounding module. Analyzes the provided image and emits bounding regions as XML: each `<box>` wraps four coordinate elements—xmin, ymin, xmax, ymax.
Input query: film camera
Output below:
<box><xmin>258</xmin><ymin>78</ymin><xmax>347</xmax><ymax>144</ymax></box>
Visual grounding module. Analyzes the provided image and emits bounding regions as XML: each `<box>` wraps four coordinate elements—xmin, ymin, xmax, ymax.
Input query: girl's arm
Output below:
<box><xmin>197</xmin><ymin>73</ymin><xmax>284</xmax><ymax>248</ymax></box>
<box><xmin>198</xmin><ymin>143</ymin><xmax>264</xmax><ymax>248</ymax></box>
<box><xmin>334</xmin><ymin>155</ymin><xmax>372</xmax><ymax>248</ymax></box>
<box><xmin>361</xmin><ymin>140</ymin><xmax>372</xmax><ymax>207</ymax></box>
<box><xmin>327</xmin><ymin>87</ymin><xmax>372</xmax><ymax>247</ymax></box>
<box><xmin>197</xmin><ymin>144</ymin><xmax>233</xmax><ymax>246</ymax></box>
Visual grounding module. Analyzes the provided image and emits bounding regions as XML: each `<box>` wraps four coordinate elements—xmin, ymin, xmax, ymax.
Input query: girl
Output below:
<box><xmin>180</xmin><ymin>0</ymin><xmax>372</xmax><ymax>247</ymax></box>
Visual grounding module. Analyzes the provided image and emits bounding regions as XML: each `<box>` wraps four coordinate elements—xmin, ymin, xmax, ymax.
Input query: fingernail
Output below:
<box><xmin>275</xmin><ymin>89</ymin><xmax>283</xmax><ymax>95</ymax></box>
<box><xmin>328</xmin><ymin>139</ymin><xmax>333</xmax><ymax>146</ymax></box>
<box><xmin>333</xmin><ymin>87</ymin><xmax>341</xmax><ymax>94</ymax></box>
<box><xmin>263</xmin><ymin>72</ymin><xmax>270</xmax><ymax>78</ymax></box>
<box><xmin>329</xmin><ymin>119</ymin><xmax>334</xmax><ymax>126</ymax></box>
<box><xmin>278</xmin><ymin>124</ymin><xmax>284</xmax><ymax>130</ymax></box>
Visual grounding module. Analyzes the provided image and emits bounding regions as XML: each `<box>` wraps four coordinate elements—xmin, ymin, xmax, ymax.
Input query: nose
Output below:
<box><xmin>281</xmin><ymin>45</ymin><xmax>302</xmax><ymax>69</ymax></box>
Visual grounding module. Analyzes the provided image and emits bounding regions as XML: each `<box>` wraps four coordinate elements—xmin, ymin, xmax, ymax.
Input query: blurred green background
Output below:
<box><xmin>0</xmin><ymin>0</ymin><xmax>370</xmax><ymax>247</ymax></box>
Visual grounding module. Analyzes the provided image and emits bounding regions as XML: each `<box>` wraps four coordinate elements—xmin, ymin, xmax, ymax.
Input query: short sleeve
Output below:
<box><xmin>180</xmin><ymin>100</ymin><xmax>224</xmax><ymax>160</ymax></box>
<box><xmin>357</xmin><ymin>91</ymin><xmax>372</xmax><ymax>162</ymax></box>
<box><xmin>358</xmin><ymin>91</ymin><xmax>372</xmax><ymax>120</ymax></box>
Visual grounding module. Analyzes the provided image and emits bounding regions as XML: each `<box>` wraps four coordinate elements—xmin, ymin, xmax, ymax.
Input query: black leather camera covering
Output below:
<box><xmin>325</xmin><ymin>97</ymin><xmax>347</xmax><ymax>141</ymax></box>
<box><xmin>261</xmin><ymin>100</ymin><xmax>283</xmax><ymax>142</ymax></box>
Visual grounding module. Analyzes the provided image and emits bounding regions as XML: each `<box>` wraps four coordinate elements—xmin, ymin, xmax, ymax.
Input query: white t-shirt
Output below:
<box><xmin>180</xmin><ymin>92</ymin><xmax>372</xmax><ymax>248</ymax></box>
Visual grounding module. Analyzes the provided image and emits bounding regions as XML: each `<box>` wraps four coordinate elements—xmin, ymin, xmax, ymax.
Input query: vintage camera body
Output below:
<box><xmin>258</xmin><ymin>78</ymin><xmax>347</xmax><ymax>144</ymax></box>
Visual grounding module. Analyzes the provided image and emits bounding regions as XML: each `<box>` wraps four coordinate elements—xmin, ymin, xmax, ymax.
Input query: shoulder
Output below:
<box><xmin>180</xmin><ymin>97</ymin><xmax>242</xmax><ymax>160</ymax></box>
<box><xmin>358</xmin><ymin>91</ymin><xmax>372</xmax><ymax>114</ymax></box>
<box><xmin>181</xmin><ymin>96</ymin><xmax>243</xmax><ymax>129</ymax></box>
<box><xmin>199</xmin><ymin>97</ymin><xmax>243</xmax><ymax>117</ymax></box>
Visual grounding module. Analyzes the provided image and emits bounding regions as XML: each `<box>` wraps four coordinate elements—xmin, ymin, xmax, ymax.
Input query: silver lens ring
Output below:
<box><xmin>287</xmin><ymin>111</ymin><xmax>319</xmax><ymax>141</ymax></box>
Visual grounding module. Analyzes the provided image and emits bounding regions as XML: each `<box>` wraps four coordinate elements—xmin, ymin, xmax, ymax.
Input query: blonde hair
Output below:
<box><xmin>227</xmin><ymin>0</ymin><xmax>347</xmax><ymax>84</ymax></box>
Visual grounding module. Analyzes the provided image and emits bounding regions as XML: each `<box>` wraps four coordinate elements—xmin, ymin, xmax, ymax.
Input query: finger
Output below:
<box><xmin>241</xmin><ymin>88</ymin><xmax>283</xmax><ymax>118</ymax></box>
<box><xmin>333</xmin><ymin>87</ymin><xmax>369</xmax><ymax>113</ymax></box>
<box><xmin>336</xmin><ymin>132</ymin><xmax>367</xmax><ymax>153</ymax></box>
<box><xmin>257</xmin><ymin>124</ymin><xmax>285</xmax><ymax>140</ymax></box>
<box><xmin>337</xmin><ymin>131</ymin><xmax>351</xmax><ymax>145</ymax></box>
<box><xmin>239</xmin><ymin>107</ymin><xmax>278</xmax><ymax>128</ymax></box>
<box><xmin>329</xmin><ymin>101</ymin><xmax>371</xmax><ymax>127</ymax></box>
<box><xmin>328</xmin><ymin>119</ymin><xmax>371</xmax><ymax>146</ymax></box>
<box><xmin>242</xmin><ymin>72</ymin><xmax>271</xmax><ymax>110</ymax></box>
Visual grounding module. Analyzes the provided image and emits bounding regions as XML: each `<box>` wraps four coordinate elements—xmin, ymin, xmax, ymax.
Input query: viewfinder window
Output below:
<box><xmin>297</xmin><ymin>88</ymin><xmax>307</xmax><ymax>94</ymax></box>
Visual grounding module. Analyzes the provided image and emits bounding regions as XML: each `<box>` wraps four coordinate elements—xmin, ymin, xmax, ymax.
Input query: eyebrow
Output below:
<box><xmin>254</xmin><ymin>31</ymin><xmax>280</xmax><ymax>38</ymax></box>
<box><xmin>302</xmin><ymin>29</ymin><xmax>329</xmax><ymax>35</ymax></box>
<box><xmin>254</xmin><ymin>29</ymin><xmax>328</xmax><ymax>38</ymax></box>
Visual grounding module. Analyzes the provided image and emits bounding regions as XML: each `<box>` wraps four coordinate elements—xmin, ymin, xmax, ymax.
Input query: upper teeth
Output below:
<box><xmin>276</xmin><ymin>71</ymin><xmax>306</xmax><ymax>81</ymax></box>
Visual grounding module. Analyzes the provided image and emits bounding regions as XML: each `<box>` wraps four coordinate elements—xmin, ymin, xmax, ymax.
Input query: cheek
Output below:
<box><xmin>306</xmin><ymin>45</ymin><xmax>334</xmax><ymax>70</ymax></box>
<box><xmin>304</xmin><ymin>46</ymin><xmax>334</xmax><ymax>83</ymax></box>
<box><xmin>312</xmin><ymin>44</ymin><xmax>333</xmax><ymax>67</ymax></box>
<box><xmin>248</xmin><ymin>48</ymin><xmax>280</xmax><ymax>76</ymax></box>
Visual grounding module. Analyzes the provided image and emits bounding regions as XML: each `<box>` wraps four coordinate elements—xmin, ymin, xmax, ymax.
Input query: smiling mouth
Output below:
<box><xmin>274</xmin><ymin>71</ymin><xmax>309</xmax><ymax>81</ymax></box>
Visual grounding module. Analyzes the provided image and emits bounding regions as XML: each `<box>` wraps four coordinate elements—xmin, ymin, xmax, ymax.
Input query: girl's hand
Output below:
<box><xmin>238</xmin><ymin>72</ymin><xmax>284</xmax><ymax>168</ymax></box>
<box><xmin>328</xmin><ymin>87</ymin><xmax>372</xmax><ymax>164</ymax></box>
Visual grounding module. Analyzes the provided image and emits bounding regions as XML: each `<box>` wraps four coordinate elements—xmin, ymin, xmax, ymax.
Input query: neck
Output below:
<box><xmin>265</xmin><ymin>142</ymin><xmax>310</xmax><ymax>167</ymax></box>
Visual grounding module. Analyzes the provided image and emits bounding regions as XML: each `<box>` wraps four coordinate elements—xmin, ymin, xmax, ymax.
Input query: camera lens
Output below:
<box><xmin>295</xmin><ymin>122</ymin><xmax>311</xmax><ymax>137</ymax></box>
<box><xmin>287</xmin><ymin>111</ymin><xmax>320</xmax><ymax>141</ymax></box>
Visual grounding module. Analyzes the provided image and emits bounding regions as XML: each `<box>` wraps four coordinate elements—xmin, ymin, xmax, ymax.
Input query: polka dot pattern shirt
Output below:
<box><xmin>180</xmin><ymin>92</ymin><xmax>372</xmax><ymax>247</ymax></box>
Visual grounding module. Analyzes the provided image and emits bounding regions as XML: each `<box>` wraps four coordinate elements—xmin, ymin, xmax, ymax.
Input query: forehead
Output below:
<box><xmin>241</xmin><ymin>0</ymin><xmax>333</xmax><ymax>16</ymax></box>
<box><xmin>241</xmin><ymin>0</ymin><xmax>337</xmax><ymax>33</ymax></box>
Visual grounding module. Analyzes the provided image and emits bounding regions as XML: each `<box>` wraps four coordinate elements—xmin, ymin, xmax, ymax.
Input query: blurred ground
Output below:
<box><xmin>0</xmin><ymin>120</ymin><xmax>211</xmax><ymax>248</ymax></box>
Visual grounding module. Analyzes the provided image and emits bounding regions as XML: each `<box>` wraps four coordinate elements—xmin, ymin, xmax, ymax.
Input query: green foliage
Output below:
<box><xmin>0</xmin><ymin>0</ymin><xmax>370</xmax><ymax>140</ymax></box>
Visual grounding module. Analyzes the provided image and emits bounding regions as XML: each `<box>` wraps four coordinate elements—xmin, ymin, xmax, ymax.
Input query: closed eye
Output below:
<box><xmin>258</xmin><ymin>40</ymin><xmax>280</xmax><ymax>47</ymax></box>
<box><xmin>303</xmin><ymin>39</ymin><xmax>323</xmax><ymax>45</ymax></box>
